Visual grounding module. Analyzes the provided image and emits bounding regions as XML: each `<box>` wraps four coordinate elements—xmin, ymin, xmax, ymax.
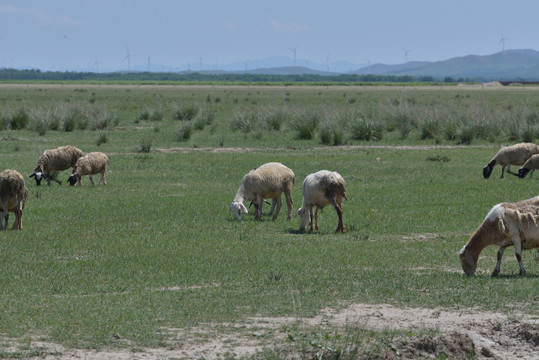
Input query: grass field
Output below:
<box><xmin>0</xmin><ymin>84</ymin><xmax>538</xmax><ymax>358</ymax></box>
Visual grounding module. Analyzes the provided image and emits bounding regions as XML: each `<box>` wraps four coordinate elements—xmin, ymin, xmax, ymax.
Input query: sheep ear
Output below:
<box><xmin>241</xmin><ymin>203</ymin><xmax>248</xmax><ymax>214</ymax></box>
<box><xmin>29</xmin><ymin>173</ymin><xmax>35</xmax><ymax>178</ymax></box>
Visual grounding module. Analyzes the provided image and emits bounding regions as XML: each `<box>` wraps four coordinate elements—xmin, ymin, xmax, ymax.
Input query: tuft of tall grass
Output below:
<box><xmin>139</xmin><ymin>135</ymin><xmax>153</xmax><ymax>153</ymax></box>
<box><xmin>176</xmin><ymin>122</ymin><xmax>192</xmax><ymax>141</ymax></box>
<box><xmin>9</xmin><ymin>109</ymin><xmax>29</xmax><ymax>130</ymax></box>
<box><xmin>174</xmin><ymin>104</ymin><xmax>199</xmax><ymax>121</ymax></box>
<box><xmin>291</xmin><ymin>109</ymin><xmax>321</xmax><ymax>140</ymax></box>
<box><xmin>348</xmin><ymin>117</ymin><xmax>384</xmax><ymax>141</ymax></box>
<box><xmin>232</xmin><ymin>109</ymin><xmax>260</xmax><ymax>133</ymax></box>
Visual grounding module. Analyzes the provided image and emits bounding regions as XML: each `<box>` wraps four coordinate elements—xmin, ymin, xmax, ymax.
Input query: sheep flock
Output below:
<box><xmin>3</xmin><ymin>139</ymin><xmax>539</xmax><ymax>277</ymax></box>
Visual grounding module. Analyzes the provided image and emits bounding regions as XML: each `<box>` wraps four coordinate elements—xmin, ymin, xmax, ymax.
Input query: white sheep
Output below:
<box><xmin>483</xmin><ymin>142</ymin><xmax>539</xmax><ymax>179</ymax></box>
<box><xmin>67</xmin><ymin>152</ymin><xmax>109</xmax><ymax>186</ymax></box>
<box><xmin>0</xmin><ymin>169</ymin><xmax>28</xmax><ymax>230</ymax></box>
<box><xmin>296</xmin><ymin>170</ymin><xmax>348</xmax><ymax>233</ymax></box>
<box><xmin>30</xmin><ymin>145</ymin><xmax>84</xmax><ymax>186</ymax></box>
<box><xmin>459</xmin><ymin>196</ymin><xmax>539</xmax><ymax>276</ymax></box>
<box><xmin>507</xmin><ymin>153</ymin><xmax>539</xmax><ymax>178</ymax></box>
<box><xmin>230</xmin><ymin>162</ymin><xmax>295</xmax><ymax>221</ymax></box>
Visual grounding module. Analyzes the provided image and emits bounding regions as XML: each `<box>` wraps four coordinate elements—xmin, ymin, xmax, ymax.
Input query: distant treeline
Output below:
<box><xmin>0</xmin><ymin>68</ymin><xmax>453</xmax><ymax>84</ymax></box>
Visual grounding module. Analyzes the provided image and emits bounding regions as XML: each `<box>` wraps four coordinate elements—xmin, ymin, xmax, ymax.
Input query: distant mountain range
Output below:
<box><xmin>183</xmin><ymin>49</ymin><xmax>539</xmax><ymax>81</ymax></box>
<box><xmin>11</xmin><ymin>49</ymin><xmax>539</xmax><ymax>81</ymax></box>
<box><xmin>350</xmin><ymin>49</ymin><xmax>539</xmax><ymax>81</ymax></box>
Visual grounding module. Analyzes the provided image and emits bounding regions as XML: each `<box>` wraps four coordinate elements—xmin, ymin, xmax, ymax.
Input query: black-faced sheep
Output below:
<box><xmin>507</xmin><ymin>153</ymin><xmax>539</xmax><ymax>178</ymax></box>
<box><xmin>459</xmin><ymin>196</ymin><xmax>539</xmax><ymax>276</ymax></box>
<box><xmin>30</xmin><ymin>145</ymin><xmax>84</xmax><ymax>186</ymax></box>
<box><xmin>230</xmin><ymin>162</ymin><xmax>295</xmax><ymax>221</ymax></box>
<box><xmin>296</xmin><ymin>170</ymin><xmax>347</xmax><ymax>233</ymax></box>
<box><xmin>0</xmin><ymin>169</ymin><xmax>28</xmax><ymax>230</ymax></box>
<box><xmin>483</xmin><ymin>142</ymin><xmax>539</xmax><ymax>179</ymax></box>
<box><xmin>67</xmin><ymin>152</ymin><xmax>109</xmax><ymax>186</ymax></box>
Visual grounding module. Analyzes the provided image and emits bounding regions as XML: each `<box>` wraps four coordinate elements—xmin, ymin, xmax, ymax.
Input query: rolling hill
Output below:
<box><xmin>351</xmin><ymin>49</ymin><xmax>539</xmax><ymax>81</ymax></box>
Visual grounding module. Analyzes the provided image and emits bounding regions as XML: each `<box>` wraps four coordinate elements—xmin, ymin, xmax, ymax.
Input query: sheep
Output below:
<box><xmin>483</xmin><ymin>142</ymin><xmax>539</xmax><ymax>179</ymax></box>
<box><xmin>30</xmin><ymin>145</ymin><xmax>84</xmax><ymax>186</ymax></box>
<box><xmin>459</xmin><ymin>196</ymin><xmax>539</xmax><ymax>276</ymax></box>
<box><xmin>0</xmin><ymin>169</ymin><xmax>28</xmax><ymax>230</ymax></box>
<box><xmin>296</xmin><ymin>170</ymin><xmax>348</xmax><ymax>233</ymax></box>
<box><xmin>67</xmin><ymin>152</ymin><xmax>109</xmax><ymax>186</ymax></box>
<box><xmin>507</xmin><ymin>153</ymin><xmax>539</xmax><ymax>178</ymax></box>
<box><xmin>230</xmin><ymin>162</ymin><xmax>295</xmax><ymax>221</ymax></box>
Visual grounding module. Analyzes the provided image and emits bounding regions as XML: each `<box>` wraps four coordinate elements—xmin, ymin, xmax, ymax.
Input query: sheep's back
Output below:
<box><xmin>496</xmin><ymin>143</ymin><xmax>539</xmax><ymax>165</ymax></box>
<box><xmin>0</xmin><ymin>170</ymin><xmax>28</xmax><ymax>210</ymax></box>
<box><xmin>241</xmin><ymin>162</ymin><xmax>294</xmax><ymax>198</ymax></box>
<box><xmin>38</xmin><ymin>146</ymin><xmax>84</xmax><ymax>172</ymax></box>
<box><xmin>76</xmin><ymin>152</ymin><xmax>109</xmax><ymax>175</ymax></box>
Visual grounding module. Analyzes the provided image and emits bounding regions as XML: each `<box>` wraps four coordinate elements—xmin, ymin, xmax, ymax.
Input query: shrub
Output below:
<box><xmin>264</xmin><ymin>108</ymin><xmax>288</xmax><ymax>131</ymax></box>
<box><xmin>174</xmin><ymin>104</ymin><xmax>198</xmax><ymax>121</ymax></box>
<box><xmin>457</xmin><ymin>124</ymin><xmax>475</xmax><ymax>144</ymax></box>
<box><xmin>139</xmin><ymin>136</ymin><xmax>153</xmax><ymax>153</ymax></box>
<box><xmin>176</xmin><ymin>122</ymin><xmax>192</xmax><ymax>141</ymax></box>
<box><xmin>232</xmin><ymin>110</ymin><xmax>259</xmax><ymax>133</ymax></box>
<box><xmin>349</xmin><ymin>117</ymin><xmax>384</xmax><ymax>141</ymax></box>
<box><xmin>319</xmin><ymin>125</ymin><xmax>332</xmax><ymax>145</ymax></box>
<box><xmin>63</xmin><ymin>117</ymin><xmax>76</xmax><ymax>132</ymax></box>
<box><xmin>10</xmin><ymin>109</ymin><xmax>29</xmax><ymax>130</ymax></box>
<box><xmin>96</xmin><ymin>132</ymin><xmax>108</xmax><ymax>146</ymax></box>
<box><xmin>291</xmin><ymin>110</ymin><xmax>320</xmax><ymax>140</ymax></box>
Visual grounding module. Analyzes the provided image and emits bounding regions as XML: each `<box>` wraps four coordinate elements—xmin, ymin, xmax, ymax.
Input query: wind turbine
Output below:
<box><xmin>288</xmin><ymin>45</ymin><xmax>299</xmax><ymax>66</ymax></box>
<box><xmin>498</xmin><ymin>31</ymin><xmax>509</xmax><ymax>51</ymax></box>
<box><xmin>402</xmin><ymin>48</ymin><xmax>413</xmax><ymax>63</ymax></box>
<box><xmin>93</xmin><ymin>54</ymin><xmax>101</xmax><ymax>73</ymax></box>
<box><xmin>325</xmin><ymin>52</ymin><xmax>331</xmax><ymax>72</ymax></box>
<box><xmin>123</xmin><ymin>46</ymin><xmax>132</xmax><ymax>72</ymax></box>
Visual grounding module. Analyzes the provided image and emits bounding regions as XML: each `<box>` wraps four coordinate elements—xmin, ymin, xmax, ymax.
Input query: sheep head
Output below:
<box><xmin>29</xmin><ymin>166</ymin><xmax>47</xmax><ymax>186</ymax></box>
<box><xmin>516</xmin><ymin>167</ymin><xmax>532</xmax><ymax>178</ymax></box>
<box><xmin>296</xmin><ymin>207</ymin><xmax>310</xmax><ymax>231</ymax></box>
<box><xmin>459</xmin><ymin>245</ymin><xmax>478</xmax><ymax>275</ymax></box>
<box><xmin>230</xmin><ymin>202</ymin><xmax>248</xmax><ymax>220</ymax></box>
<box><xmin>483</xmin><ymin>160</ymin><xmax>496</xmax><ymax>179</ymax></box>
<box><xmin>67</xmin><ymin>173</ymin><xmax>79</xmax><ymax>186</ymax></box>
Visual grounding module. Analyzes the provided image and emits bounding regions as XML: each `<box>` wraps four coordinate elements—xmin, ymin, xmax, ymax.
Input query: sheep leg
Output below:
<box><xmin>0</xmin><ymin>197</ymin><xmax>7</xmax><ymax>230</ymax></box>
<box><xmin>50</xmin><ymin>171</ymin><xmax>62</xmax><ymax>185</ymax></box>
<box><xmin>314</xmin><ymin>208</ymin><xmax>320</xmax><ymax>231</ymax></box>
<box><xmin>12</xmin><ymin>206</ymin><xmax>22</xmax><ymax>230</ymax></box>
<box><xmin>334</xmin><ymin>204</ymin><xmax>346</xmax><ymax>233</ymax></box>
<box><xmin>89</xmin><ymin>176</ymin><xmax>95</xmax><ymax>186</ymax></box>
<box><xmin>284</xmin><ymin>191</ymin><xmax>293</xmax><ymax>220</ymax></box>
<box><xmin>514</xmin><ymin>243</ymin><xmax>526</xmax><ymax>276</ymax></box>
<box><xmin>268</xmin><ymin>198</ymin><xmax>276</xmax><ymax>215</ymax></box>
<box><xmin>492</xmin><ymin>246</ymin><xmax>507</xmax><ymax>277</ymax></box>
<box><xmin>309</xmin><ymin>207</ymin><xmax>314</xmax><ymax>232</ymax></box>
<box><xmin>101</xmin><ymin>173</ymin><xmax>106</xmax><ymax>186</ymax></box>
<box><xmin>254</xmin><ymin>198</ymin><xmax>263</xmax><ymax>220</ymax></box>
<box><xmin>500</xmin><ymin>165</ymin><xmax>506</xmax><ymax>179</ymax></box>
<box><xmin>271</xmin><ymin>195</ymin><xmax>283</xmax><ymax>221</ymax></box>
<box><xmin>529</xmin><ymin>169</ymin><xmax>535</xmax><ymax>179</ymax></box>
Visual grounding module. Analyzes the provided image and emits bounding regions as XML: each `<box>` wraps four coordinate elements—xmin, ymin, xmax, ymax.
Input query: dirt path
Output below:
<box><xmin>24</xmin><ymin>303</ymin><xmax>537</xmax><ymax>359</ymax></box>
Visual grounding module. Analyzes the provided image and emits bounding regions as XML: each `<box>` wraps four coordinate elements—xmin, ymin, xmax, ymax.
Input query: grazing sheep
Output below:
<box><xmin>30</xmin><ymin>145</ymin><xmax>84</xmax><ymax>186</ymax></box>
<box><xmin>0</xmin><ymin>169</ymin><xmax>28</xmax><ymax>230</ymax></box>
<box><xmin>483</xmin><ymin>142</ymin><xmax>539</xmax><ymax>179</ymax></box>
<box><xmin>67</xmin><ymin>152</ymin><xmax>109</xmax><ymax>186</ymax></box>
<box><xmin>296</xmin><ymin>170</ymin><xmax>347</xmax><ymax>233</ymax></box>
<box><xmin>459</xmin><ymin>196</ymin><xmax>539</xmax><ymax>276</ymax></box>
<box><xmin>507</xmin><ymin>153</ymin><xmax>539</xmax><ymax>178</ymax></box>
<box><xmin>230</xmin><ymin>162</ymin><xmax>295</xmax><ymax>221</ymax></box>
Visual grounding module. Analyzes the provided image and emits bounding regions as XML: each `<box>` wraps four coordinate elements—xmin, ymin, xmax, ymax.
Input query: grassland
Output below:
<box><xmin>0</xmin><ymin>84</ymin><xmax>538</xmax><ymax>358</ymax></box>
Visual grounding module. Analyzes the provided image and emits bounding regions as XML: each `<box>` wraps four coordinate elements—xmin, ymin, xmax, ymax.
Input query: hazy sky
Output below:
<box><xmin>1</xmin><ymin>0</ymin><xmax>538</xmax><ymax>72</ymax></box>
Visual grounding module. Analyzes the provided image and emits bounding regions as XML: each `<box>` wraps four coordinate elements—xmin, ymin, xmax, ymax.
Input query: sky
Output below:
<box><xmin>1</xmin><ymin>0</ymin><xmax>538</xmax><ymax>72</ymax></box>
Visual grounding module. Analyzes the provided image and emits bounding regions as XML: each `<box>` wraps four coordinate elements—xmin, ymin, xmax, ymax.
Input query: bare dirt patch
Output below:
<box><xmin>17</xmin><ymin>303</ymin><xmax>536</xmax><ymax>359</ymax></box>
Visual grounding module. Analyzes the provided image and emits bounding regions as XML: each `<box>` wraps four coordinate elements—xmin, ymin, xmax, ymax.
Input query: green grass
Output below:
<box><xmin>0</xmin><ymin>84</ymin><xmax>538</xmax><ymax>356</ymax></box>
